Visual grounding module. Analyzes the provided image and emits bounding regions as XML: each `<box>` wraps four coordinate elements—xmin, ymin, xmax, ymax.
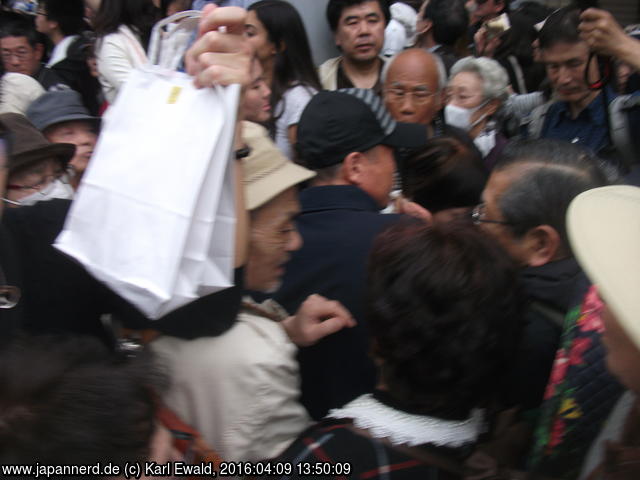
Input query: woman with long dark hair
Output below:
<box><xmin>93</xmin><ymin>0</ymin><xmax>159</xmax><ymax>103</ymax></box>
<box><xmin>245</xmin><ymin>0</ymin><xmax>321</xmax><ymax>161</ymax></box>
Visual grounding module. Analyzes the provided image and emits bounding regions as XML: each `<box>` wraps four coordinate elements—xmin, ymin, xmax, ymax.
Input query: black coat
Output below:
<box><xmin>271</xmin><ymin>185</ymin><xmax>401</xmax><ymax>420</ymax></box>
<box><xmin>2</xmin><ymin>200</ymin><xmax>242</xmax><ymax>346</ymax></box>
<box><xmin>505</xmin><ymin>257</ymin><xmax>590</xmax><ymax>411</ymax></box>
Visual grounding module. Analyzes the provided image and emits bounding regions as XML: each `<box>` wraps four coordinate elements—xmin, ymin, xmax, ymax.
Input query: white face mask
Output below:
<box><xmin>6</xmin><ymin>178</ymin><xmax>74</xmax><ymax>207</ymax></box>
<box><xmin>444</xmin><ymin>102</ymin><xmax>488</xmax><ymax>132</ymax></box>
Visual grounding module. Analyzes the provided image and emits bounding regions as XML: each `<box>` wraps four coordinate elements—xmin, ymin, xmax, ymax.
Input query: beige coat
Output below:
<box><xmin>151</xmin><ymin>298</ymin><xmax>311</xmax><ymax>462</ymax></box>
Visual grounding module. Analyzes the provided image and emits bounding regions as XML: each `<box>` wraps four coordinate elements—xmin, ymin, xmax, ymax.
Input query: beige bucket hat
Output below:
<box><xmin>241</xmin><ymin>121</ymin><xmax>315</xmax><ymax>211</ymax></box>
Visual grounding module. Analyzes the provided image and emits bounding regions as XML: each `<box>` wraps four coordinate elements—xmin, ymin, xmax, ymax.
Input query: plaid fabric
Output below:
<box><xmin>267</xmin><ymin>419</ymin><xmax>462</xmax><ymax>479</ymax></box>
<box><xmin>156</xmin><ymin>405</ymin><xmax>225</xmax><ymax>473</ymax></box>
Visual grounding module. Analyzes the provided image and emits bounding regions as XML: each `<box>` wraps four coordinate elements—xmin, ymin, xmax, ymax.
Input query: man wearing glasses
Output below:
<box><xmin>382</xmin><ymin>48</ymin><xmax>446</xmax><ymax>135</ymax></box>
<box><xmin>0</xmin><ymin>17</ymin><xmax>65</xmax><ymax>90</ymax></box>
<box><xmin>472</xmin><ymin>138</ymin><xmax>611</xmax><ymax>413</ymax></box>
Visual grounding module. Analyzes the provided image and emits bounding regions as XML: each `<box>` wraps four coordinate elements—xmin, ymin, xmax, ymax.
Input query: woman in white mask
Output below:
<box><xmin>0</xmin><ymin>113</ymin><xmax>75</xmax><ymax>208</ymax></box>
<box><xmin>445</xmin><ymin>56</ymin><xmax>509</xmax><ymax>168</ymax></box>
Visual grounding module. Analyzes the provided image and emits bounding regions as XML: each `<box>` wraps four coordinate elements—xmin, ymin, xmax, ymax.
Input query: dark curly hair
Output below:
<box><xmin>366</xmin><ymin>220</ymin><xmax>523</xmax><ymax>420</ymax></box>
<box><xmin>0</xmin><ymin>335</ymin><xmax>163</xmax><ymax>467</ymax></box>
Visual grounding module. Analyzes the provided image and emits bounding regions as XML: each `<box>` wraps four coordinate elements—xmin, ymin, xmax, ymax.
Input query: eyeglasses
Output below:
<box><xmin>384</xmin><ymin>87</ymin><xmax>435</xmax><ymax>105</ymax></box>
<box><xmin>1</xmin><ymin>48</ymin><xmax>32</xmax><ymax>61</ymax></box>
<box><xmin>471</xmin><ymin>203</ymin><xmax>511</xmax><ymax>225</ymax></box>
<box><xmin>6</xmin><ymin>166</ymin><xmax>72</xmax><ymax>195</ymax></box>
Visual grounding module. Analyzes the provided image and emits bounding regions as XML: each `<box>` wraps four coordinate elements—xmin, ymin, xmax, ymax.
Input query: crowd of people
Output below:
<box><xmin>0</xmin><ymin>0</ymin><xmax>639</xmax><ymax>478</ymax></box>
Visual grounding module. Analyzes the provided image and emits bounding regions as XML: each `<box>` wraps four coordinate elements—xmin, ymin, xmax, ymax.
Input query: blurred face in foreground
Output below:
<box><xmin>246</xmin><ymin>187</ymin><xmax>302</xmax><ymax>293</ymax></box>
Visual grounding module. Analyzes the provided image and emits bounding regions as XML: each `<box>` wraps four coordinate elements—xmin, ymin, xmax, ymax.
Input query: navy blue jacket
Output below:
<box><xmin>272</xmin><ymin>185</ymin><xmax>401</xmax><ymax>419</ymax></box>
<box><xmin>538</xmin><ymin>89</ymin><xmax>640</xmax><ymax>171</ymax></box>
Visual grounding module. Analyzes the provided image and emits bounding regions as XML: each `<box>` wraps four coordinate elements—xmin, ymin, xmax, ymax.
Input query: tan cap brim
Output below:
<box><xmin>241</xmin><ymin>121</ymin><xmax>315</xmax><ymax>210</ymax></box>
<box><xmin>245</xmin><ymin>159</ymin><xmax>315</xmax><ymax>210</ymax></box>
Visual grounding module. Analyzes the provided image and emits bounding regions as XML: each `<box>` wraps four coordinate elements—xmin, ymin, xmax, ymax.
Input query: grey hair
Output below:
<box><xmin>381</xmin><ymin>50</ymin><xmax>447</xmax><ymax>92</ymax></box>
<box><xmin>495</xmin><ymin>139</ymin><xmax>614</xmax><ymax>249</ymax></box>
<box><xmin>449</xmin><ymin>56</ymin><xmax>509</xmax><ymax>102</ymax></box>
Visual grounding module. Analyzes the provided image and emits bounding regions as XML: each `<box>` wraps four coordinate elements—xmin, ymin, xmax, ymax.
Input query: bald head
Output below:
<box><xmin>383</xmin><ymin>49</ymin><xmax>444</xmax><ymax>125</ymax></box>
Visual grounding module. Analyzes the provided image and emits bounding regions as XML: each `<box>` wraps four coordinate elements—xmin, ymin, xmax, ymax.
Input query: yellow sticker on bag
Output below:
<box><xmin>167</xmin><ymin>86</ymin><xmax>182</xmax><ymax>104</ymax></box>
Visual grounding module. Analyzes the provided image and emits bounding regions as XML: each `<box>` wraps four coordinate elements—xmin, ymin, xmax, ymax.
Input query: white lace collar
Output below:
<box><xmin>326</xmin><ymin>393</ymin><xmax>484</xmax><ymax>448</ymax></box>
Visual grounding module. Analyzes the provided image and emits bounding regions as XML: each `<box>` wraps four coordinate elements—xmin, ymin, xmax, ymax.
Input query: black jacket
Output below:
<box><xmin>505</xmin><ymin>257</ymin><xmax>590</xmax><ymax>410</ymax></box>
<box><xmin>2</xmin><ymin>200</ymin><xmax>242</xmax><ymax>346</ymax></box>
<box><xmin>271</xmin><ymin>185</ymin><xmax>401</xmax><ymax>420</ymax></box>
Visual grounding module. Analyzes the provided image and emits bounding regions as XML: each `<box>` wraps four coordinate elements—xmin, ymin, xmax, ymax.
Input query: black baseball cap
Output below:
<box><xmin>296</xmin><ymin>88</ymin><xmax>427</xmax><ymax>168</ymax></box>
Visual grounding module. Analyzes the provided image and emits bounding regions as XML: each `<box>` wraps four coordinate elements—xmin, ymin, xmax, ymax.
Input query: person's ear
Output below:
<box><xmin>417</xmin><ymin>18</ymin><xmax>433</xmax><ymax>36</ymax></box>
<box><xmin>342</xmin><ymin>151</ymin><xmax>367</xmax><ymax>185</ymax></box>
<box><xmin>522</xmin><ymin>225</ymin><xmax>561</xmax><ymax>267</ymax></box>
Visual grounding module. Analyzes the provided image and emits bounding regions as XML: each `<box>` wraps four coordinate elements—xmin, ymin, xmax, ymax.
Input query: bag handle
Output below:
<box><xmin>148</xmin><ymin>10</ymin><xmax>202</xmax><ymax>71</ymax></box>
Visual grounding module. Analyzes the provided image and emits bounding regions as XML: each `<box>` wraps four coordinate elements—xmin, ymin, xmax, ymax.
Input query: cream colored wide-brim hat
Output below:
<box><xmin>241</xmin><ymin>121</ymin><xmax>315</xmax><ymax>211</ymax></box>
<box><xmin>567</xmin><ymin>185</ymin><xmax>640</xmax><ymax>349</ymax></box>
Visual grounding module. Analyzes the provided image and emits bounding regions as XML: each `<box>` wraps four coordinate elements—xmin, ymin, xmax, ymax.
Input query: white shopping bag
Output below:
<box><xmin>55</xmin><ymin>11</ymin><xmax>239</xmax><ymax>319</ymax></box>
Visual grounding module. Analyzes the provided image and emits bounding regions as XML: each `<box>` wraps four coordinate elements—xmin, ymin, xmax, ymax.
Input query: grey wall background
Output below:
<box><xmin>284</xmin><ymin>0</ymin><xmax>340</xmax><ymax>65</ymax></box>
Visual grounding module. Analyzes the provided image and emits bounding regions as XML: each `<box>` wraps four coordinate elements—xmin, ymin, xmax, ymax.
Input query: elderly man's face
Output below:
<box><xmin>384</xmin><ymin>50</ymin><xmax>441</xmax><ymax>125</ymax></box>
<box><xmin>358</xmin><ymin>144</ymin><xmax>396</xmax><ymax>208</ymax></box>
<box><xmin>334</xmin><ymin>1</ymin><xmax>385</xmax><ymax>64</ymax></box>
<box><xmin>245</xmin><ymin>187</ymin><xmax>302</xmax><ymax>293</ymax></box>
<box><xmin>476</xmin><ymin>165</ymin><xmax>530</xmax><ymax>265</ymax></box>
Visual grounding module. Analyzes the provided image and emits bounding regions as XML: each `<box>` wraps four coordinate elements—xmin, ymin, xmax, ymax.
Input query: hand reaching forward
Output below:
<box><xmin>282</xmin><ymin>294</ymin><xmax>356</xmax><ymax>347</ymax></box>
